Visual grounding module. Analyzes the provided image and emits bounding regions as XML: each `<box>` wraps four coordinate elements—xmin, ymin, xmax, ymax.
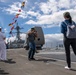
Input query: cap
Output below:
<box><xmin>31</xmin><ymin>28</ymin><xmax>35</xmax><ymax>31</ymax></box>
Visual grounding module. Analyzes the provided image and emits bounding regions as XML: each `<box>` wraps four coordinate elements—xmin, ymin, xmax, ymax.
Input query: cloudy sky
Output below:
<box><xmin>0</xmin><ymin>0</ymin><xmax>76</xmax><ymax>45</ymax></box>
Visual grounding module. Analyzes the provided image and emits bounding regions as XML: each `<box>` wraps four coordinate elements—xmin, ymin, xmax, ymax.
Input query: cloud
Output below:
<box><xmin>43</xmin><ymin>33</ymin><xmax>63</xmax><ymax>48</ymax></box>
<box><xmin>26</xmin><ymin>0</ymin><xmax>76</xmax><ymax>28</ymax></box>
<box><xmin>3</xmin><ymin>2</ymin><xmax>27</xmax><ymax>19</ymax></box>
<box><xmin>6</xmin><ymin>33</ymin><xmax>26</xmax><ymax>43</ymax></box>
<box><xmin>24</xmin><ymin>10</ymin><xmax>69</xmax><ymax>27</ymax></box>
<box><xmin>40</xmin><ymin>0</ymin><xmax>76</xmax><ymax>14</ymax></box>
<box><xmin>27</xmin><ymin>11</ymin><xmax>40</xmax><ymax>17</ymax></box>
<box><xmin>4</xmin><ymin>28</ymin><xmax>8</xmax><ymax>33</ymax></box>
<box><xmin>6</xmin><ymin>36</ymin><xmax>16</xmax><ymax>43</ymax></box>
<box><xmin>20</xmin><ymin>33</ymin><xmax>26</xmax><ymax>40</ymax></box>
<box><xmin>6</xmin><ymin>33</ymin><xmax>63</xmax><ymax>43</ymax></box>
<box><xmin>44</xmin><ymin>33</ymin><xmax>63</xmax><ymax>43</ymax></box>
<box><xmin>25</xmin><ymin>0</ymin><xmax>76</xmax><ymax>28</ymax></box>
<box><xmin>6</xmin><ymin>33</ymin><xmax>63</xmax><ymax>48</ymax></box>
<box><xmin>39</xmin><ymin>0</ymin><xmax>58</xmax><ymax>14</ymax></box>
<box><xmin>26</xmin><ymin>10</ymin><xmax>76</xmax><ymax>28</ymax></box>
<box><xmin>0</xmin><ymin>0</ymin><xmax>8</xmax><ymax>2</ymax></box>
<box><xmin>0</xmin><ymin>17</ymin><xmax>4</xmax><ymax>28</ymax></box>
<box><xmin>2</xmin><ymin>0</ymin><xmax>76</xmax><ymax>28</ymax></box>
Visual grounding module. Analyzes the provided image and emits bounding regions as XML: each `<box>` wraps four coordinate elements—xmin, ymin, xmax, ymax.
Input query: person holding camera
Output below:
<box><xmin>27</xmin><ymin>28</ymin><xmax>37</xmax><ymax>61</ymax></box>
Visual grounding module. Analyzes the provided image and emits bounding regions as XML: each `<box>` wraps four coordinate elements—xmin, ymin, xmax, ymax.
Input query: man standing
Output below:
<box><xmin>27</xmin><ymin>28</ymin><xmax>37</xmax><ymax>60</ymax></box>
<box><xmin>0</xmin><ymin>27</ymin><xmax>7</xmax><ymax>61</ymax></box>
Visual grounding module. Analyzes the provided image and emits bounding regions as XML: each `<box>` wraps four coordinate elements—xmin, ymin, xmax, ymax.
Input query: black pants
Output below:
<box><xmin>64</xmin><ymin>37</ymin><xmax>76</xmax><ymax>67</ymax></box>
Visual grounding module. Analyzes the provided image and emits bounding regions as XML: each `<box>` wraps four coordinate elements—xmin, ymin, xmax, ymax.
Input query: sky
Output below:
<box><xmin>0</xmin><ymin>0</ymin><xmax>76</xmax><ymax>46</ymax></box>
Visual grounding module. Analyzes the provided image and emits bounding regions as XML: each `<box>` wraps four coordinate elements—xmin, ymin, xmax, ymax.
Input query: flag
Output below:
<box><xmin>15</xmin><ymin>20</ymin><xmax>17</xmax><ymax>23</ymax></box>
<box><xmin>9</xmin><ymin>20</ymin><xmax>17</xmax><ymax>26</ymax></box>
<box><xmin>9</xmin><ymin>31</ymin><xmax>12</xmax><ymax>34</ymax></box>
<box><xmin>13</xmin><ymin>14</ymin><xmax>20</xmax><ymax>20</ymax></box>
<box><xmin>11</xmin><ymin>26</ymin><xmax>14</xmax><ymax>30</ymax></box>
<box><xmin>15</xmin><ymin>14</ymin><xmax>20</xmax><ymax>18</ymax></box>
<box><xmin>9</xmin><ymin>23</ymin><xmax>13</xmax><ymax>26</ymax></box>
<box><xmin>21</xmin><ymin>2</ymin><xmax>25</xmax><ymax>8</ymax></box>
<box><xmin>9</xmin><ymin>31</ymin><xmax>13</xmax><ymax>36</ymax></box>
<box><xmin>8</xmin><ymin>1</ymin><xmax>26</xmax><ymax>35</ymax></box>
<box><xmin>18</xmin><ymin>9</ymin><xmax>21</xmax><ymax>12</ymax></box>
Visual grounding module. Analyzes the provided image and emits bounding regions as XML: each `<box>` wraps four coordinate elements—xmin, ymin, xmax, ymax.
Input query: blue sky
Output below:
<box><xmin>0</xmin><ymin>0</ymin><xmax>76</xmax><ymax>41</ymax></box>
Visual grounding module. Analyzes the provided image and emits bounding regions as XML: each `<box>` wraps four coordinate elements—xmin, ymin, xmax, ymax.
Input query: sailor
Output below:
<box><xmin>0</xmin><ymin>27</ymin><xmax>7</xmax><ymax>61</ymax></box>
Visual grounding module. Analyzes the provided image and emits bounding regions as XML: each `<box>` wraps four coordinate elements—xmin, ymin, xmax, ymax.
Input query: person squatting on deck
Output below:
<box><xmin>0</xmin><ymin>27</ymin><xmax>7</xmax><ymax>61</ymax></box>
<box><xmin>61</xmin><ymin>12</ymin><xmax>76</xmax><ymax>70</ymax></box>
<box><xmin>27</xmin><ymin>28</ymin><xmax>37</xmax><ymax>61</ymax></box>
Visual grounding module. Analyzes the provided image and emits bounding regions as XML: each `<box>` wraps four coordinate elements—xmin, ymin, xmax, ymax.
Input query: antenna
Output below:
<box><xmin>14</xmin><ymin>23</ymin><xmax>23</xmax><ymax>41</ymax></box>
<box><xmin>8</xmin><ymin>23</ymin><xmax>25</xmax><ymax>48</ymax></box>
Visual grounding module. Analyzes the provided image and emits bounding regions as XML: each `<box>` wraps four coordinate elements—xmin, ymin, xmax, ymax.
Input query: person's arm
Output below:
<box><xmin>61</xmin><ymin>22</ymin><xmax>67</xmax><ymax>38</ymax></box>
<box><xmin>1</xmin><ymin>33</ymin><xmax>6</xmax><ymax>40</ymax></box>
<box><xmin>72</xmin><ymin>21</ymin><xmax>76</xmax><ymax>26</ymax></box>
<box><xmin>34</xmin><ymin>31</ymin><xmax>38</xmax><ymax>37</ymax></box>
<box><xmin>3</xmin><ymin>37</ymin><xmax>6</xmax><ymax>40</ymax></box>
<box><xmin>27</xmin><ymin>31</ymin><xmax>33</xmax><ymax>35</ymax></box>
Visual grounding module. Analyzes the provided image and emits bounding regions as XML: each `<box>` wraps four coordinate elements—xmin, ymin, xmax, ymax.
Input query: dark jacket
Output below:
<box><xmin>61</xmin><ymin>20</ymin><xmax>76</xmax><ymax>35</ymax></box>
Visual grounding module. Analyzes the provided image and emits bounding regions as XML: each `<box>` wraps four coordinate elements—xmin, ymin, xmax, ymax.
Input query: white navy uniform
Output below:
<box><xmin>0</xmin><ymin>32</ymin><xmax>6</xmax><ymax>60</ymax></box>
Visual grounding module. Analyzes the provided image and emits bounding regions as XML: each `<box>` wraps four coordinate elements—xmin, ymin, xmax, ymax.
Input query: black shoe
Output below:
<box><xmin>0</xmin><ymin>60</ymin><xmax>7</xmax><ymax>62</ymax></box>
<box><xmin>28</xmin><ymin>58</ymin><xmax>32</xmax><ymax>61</ymax></box>
<box><xmin>28</xmin><ymin>58</ymin><xmax>36</xmax><ymax>61</ymax></box>
<box><xmin>31</xmin><ymin>58</ymin><xmax>36</xmax><ymax>60</ymax></box>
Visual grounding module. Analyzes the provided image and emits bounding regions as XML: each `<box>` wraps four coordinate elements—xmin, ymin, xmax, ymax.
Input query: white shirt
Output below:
<box><xmin>0</xmin><ymin>32</ymin><xmax>6</xmax><ymax>42</ymax></box>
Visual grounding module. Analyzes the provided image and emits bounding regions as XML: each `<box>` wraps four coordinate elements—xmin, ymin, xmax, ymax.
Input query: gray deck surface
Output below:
<box><xmin>0</xmin><ymin>48</ymin><xmax>76</xmax><ymax>75</ymax></box>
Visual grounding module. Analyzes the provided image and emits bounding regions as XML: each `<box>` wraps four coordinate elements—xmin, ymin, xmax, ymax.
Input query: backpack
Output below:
<box><xmin>64</xmin><ymin>21</ymin><xmax>76</xmax><ymax>38</ymax></box>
